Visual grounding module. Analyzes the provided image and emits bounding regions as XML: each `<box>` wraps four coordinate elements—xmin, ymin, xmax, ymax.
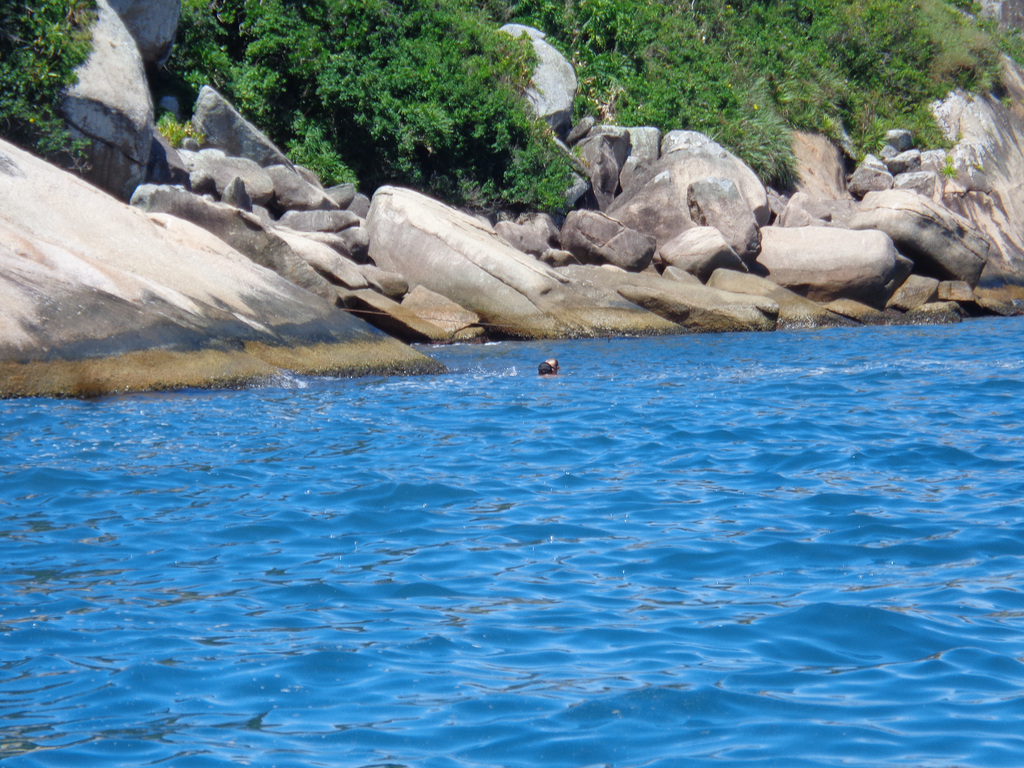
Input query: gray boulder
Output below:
<box><xmin>577</xmin><ymin>128</ymin><xmax>631</xmax><ymax>209</ymax></box>
<box><xmin>884</xmin><ymin>129</ymin><xmax>914</xmax><ymax>153</ymax></box>
<box><xmin>61</xmin><ymin>0</ymin><xmax>153</xmax><ymax>199</ymax></box>
<box><xmin>358</xmin><ymin>264</ymin><xmax>409</xmax><ymax>301</ymax></box>
<box><xmin>778</xmin><ymin>193</ymin><xmax>858</xmax><ymax>228</ymax></box>
<box><xmin>180</xmin><ymin>148</ymin><xmax>275</xmax><ymax>206</ymax></box>
<box><xmin>687</xmin><ymin>177</ymin><xmax>761</xmax><ymax>262</ymax></box>
<box><xmin>849</xmin><ymin>189</ymin><xmax>990</xmax><ymax>285</ymax></box>
<box><xmin>885</xmin><ymin>149</ymin><xmax>922</xmax><ymax>176</ymax></box>
<box><xmin>325</xmin><ymin>183</ymin><xmax>357</xmax><ymax>209</ymax></box>
<box><xmin>266</xmin><ymin>165</ymin><xmax>338</xmax><ymax>212</ymax></box>
<box><xmin>277</xmin><ymin>208</ymin><xmax>361</xmax><ymax>233</ymax></box>
<box><xmin>626</xmin><ymin>127</ymin><xmax>662</xmax><ymax>162</ymax></box>
<box><xmin>348</xmin><ymin>193</ymin><xmax>372</xmax><ymax>218</ymax></box>
<box><xmin>886</xmin><ymin>274</ymin><xmax>940</xmax><ymax>311</ymax></box>
<box><xmin>560</xmin><ymin>210</ymin><xmax>655</xmax><ymax>271</ymax></box>
<box><xmin>221</xmin><ymin>176</ymin><xmax>252</xmax><ymax>211</ymax></box>
<box><xmin>107</xmin><ymin>0</ymin><xmax>180</xmax><ymax>64</ymax></box>
<box><xmin>659</xmin><ymin>227</ymin><xmax>747</xmax><ymax>282</ymax></box>
<box><xmin>894</xmin><ymin>171</ymin><xmax>939</xmax><ymax>198</ymax></box>
<box><xmin>273</xmin><ymin>228</ymin><xmax>370</xmax><ymax>291</ymax></box>
<box><xmin>755</xmin><ymin>226</ymin><xmax>912</xmax><ymax>308</ymax></box>
<box><xmin>192</xmin><ymin>86</ymin><xmax>292</xmax><ymax>168</ymax></box>
<box><xmin>494</xmin><ymin>214</ymin><xmax>561</xmax><ymax>256</ymax></box>
<box><xmin>499</xmin><ymin>24</ymin><xmax>577</xmax><ymax>137</ymax></box>
<box><xmin>848</xmin><ymin>154</ymin><xmax>893</xmax><ymax>199</ymax></box>
<box><xmin>0</xmin><ymin>138</ymin><xmax>440</xmax><ymax>398</ymax></box>
<box><xmin>337</xmin><ymin>289</ymin><xmax>453</xmax><ymax>344</ymax></box>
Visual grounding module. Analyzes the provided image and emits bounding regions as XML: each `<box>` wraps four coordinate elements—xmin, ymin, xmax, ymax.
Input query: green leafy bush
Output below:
<box><xmin>170</xmin><ymin>0</ymin><xmax>572</xmax><ymax>212</ymax></box>
<box><xmin>167</xmin><ymin>0</ymin><xmax>1018</xmax><ymax>203</ymax></box>
<box><xmin>0</xmin><ymin>0</ymin><xmax>96</xmax><ymax>165</ymax></box>
<box><xmin>505</xmin><ymin>0</ymin><xmax>1007</xmax><ymax>185</ymax></box>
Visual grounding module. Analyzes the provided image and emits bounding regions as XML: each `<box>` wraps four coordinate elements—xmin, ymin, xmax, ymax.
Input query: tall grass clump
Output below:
<box><xmin>0</xmin><ymin>0</ymin><xmax>97</xmax><ymax>165</ymax></box>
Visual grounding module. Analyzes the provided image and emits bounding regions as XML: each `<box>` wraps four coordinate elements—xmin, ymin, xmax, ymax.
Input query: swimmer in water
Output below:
<box><xmin>538</xmin><ymin>358</ymin><xmax>559</xmax><ymax>377</ymax></box>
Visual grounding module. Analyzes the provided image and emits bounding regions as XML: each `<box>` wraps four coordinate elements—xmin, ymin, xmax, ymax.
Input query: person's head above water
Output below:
<box><xmin>538</xmin><ymin>358</ymin><xmax>559</xmax><ymax>376</ymax></box>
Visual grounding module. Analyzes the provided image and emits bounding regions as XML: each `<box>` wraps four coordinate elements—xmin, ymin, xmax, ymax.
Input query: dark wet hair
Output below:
<box><xmin>538</xmin><ymin>360</ymin><xmax>558</xmax><ymax>375</ymax></box>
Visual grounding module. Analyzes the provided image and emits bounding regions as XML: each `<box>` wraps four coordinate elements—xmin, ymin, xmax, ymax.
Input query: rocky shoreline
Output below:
<box><xmin>4</xmin><ymin>0</ymin><xmax>1024</xmax><ymax>398</ymax></box>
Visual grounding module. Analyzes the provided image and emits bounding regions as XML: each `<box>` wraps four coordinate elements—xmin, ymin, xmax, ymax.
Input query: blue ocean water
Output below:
<box><xmin>3</xmin><ymin>319</ymin><xmax>1024</xmax><ymax>767</ymax></box>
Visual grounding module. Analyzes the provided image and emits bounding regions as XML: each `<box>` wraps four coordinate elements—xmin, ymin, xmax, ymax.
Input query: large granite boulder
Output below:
<box><xmin>265</xmin><ymin>164</ymin><xmax>338</xmax><ymax>212</ymax></box>
<box><xmin>558</xmin><ymin>265</ymin><xmax>778</xmax><ymax>333</ymax></box>
<box><xmin>848</xmin><ymin>154</ymin><xmax>894</xmax><ymax>199</ymax></box>
<box><xmin>366</xmin><ymin>186</ymin><xmax>679</xmax><ymax>338</ymax></box>
<box><xmin>494</xmin><ymin>214</ymin><xmax>561</xmax><ymax>256</ymax></box>
<box><xmin>0</xmin><ymin>139</ymin><xmax>440</xmax><ymax>398</ymax></box>
<box><xmin>849</xmin><ymin>189</ymin><xmax>990</xmax><ymax>285</ymax></box>
<box><xmin>180</xmin><ymin>148</ymin><xmax>276</xmax><ymax>206</ymax></box>
<box><xmin>792</xmin><ymin>131</ymin><xmax>848</xmax><ymax>200</ymax></box>
<box><xmin>706</xmin><ymin>269</ymin><xmax>852</xmax><ymax>329</ymax></box>
<box><xmin>499</xmin><ymin>24</ymin><xmax>577</xmax><ymax>137</ymax></box>
<box><xmin>577</xmin><ymin>127</ymin><xmax>631</xmax><ymax>209</ymax></box>
<box><xmin>886</xmin><ymin>274</ymin><xmax>940</xmax><ymax>311</ymax></box>
<box><xmin>755</xmin><ymin>226</ymin><xmax>912</xmax><ymax>308</ymax></box>
<box><xmin>659</xmin><ymin>227</ymin><xmax>747</xmax><ymax>282</ymax></box>
<box><xmin>107</xmin><ymin>0</ymin><xmax>180</xmax><ymax>64</ymax></box>
<box><xmin>626</xmin><ymin>127</ymin><xmax>662</xmax><ymax>162</ymax></box>
<box><xmin>61</xmin><ymin>0</ymin><xmax>153</xmax><ymax>200</ymax></box>
<box><xmin>560</xmin><ymin>210</ymin><xmax>655</xmax><ymax>271</ymax></box>
<box><xmin>687</xmin><ymin>177</ymin><xmax>761</xmax><ymax>263</ymax></box>
<box><xmin>130</xmin><ymin>184</ymin><xmax>334</xmax><ymax>299</ymax></box>
<box><xmin>192</xmin><ymin>86</ymin><xmax>292</xmax><ymax>168</ymax></box>
<box><xmin>608</xmin><ymin>131</ymin><xmax>769</xmax><ymax>248</ymax></box>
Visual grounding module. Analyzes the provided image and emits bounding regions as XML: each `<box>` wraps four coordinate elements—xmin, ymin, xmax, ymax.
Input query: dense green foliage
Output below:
<box><xmin>168</xmin><ymin>0</ymin><xmax>1013</xmax><ymax>201</ymax></box>
<box><xmin>169</xmin><ymin>0</ymin><xmax>573</xmax><ymax>211</ymax></box>
<box><xmin>0</xmin><ymin>0</ymin><xmax>1016</xmax><ymax>209</ymax></box>
<box><xmin>0</xmin><ymin>0</ymin><xmax>96</xmax><ymax>165</ymax></box>
<box><xmin>501</xmin><ymin>0</ymin><xmax>1006</xmax><ymax>186</ymax></box>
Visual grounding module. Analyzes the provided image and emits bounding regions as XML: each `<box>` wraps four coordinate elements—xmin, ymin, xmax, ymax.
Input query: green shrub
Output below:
<box><xmin>170</xmin><ymin>0</ymin><xmax>572</xmax><ymax>212</ymax></box>
<box><xmin>0</xmin><ymin>0</ymin><xmax>96</xmax><ymax>165</ymax></box>
<box><xmin>156</xmin><ymin>111</ymin><xmax>204</xmax><ymax>148</ymax></box>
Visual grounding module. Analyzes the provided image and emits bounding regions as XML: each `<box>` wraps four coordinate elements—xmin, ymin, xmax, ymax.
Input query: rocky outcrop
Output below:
<box><xmin>366</xmin><ymin>186</ymin><xmax>678</xmax><ymax>338</ymax></box>
<box><xmin>558</xmin><ymin>265</ymin><xmax>778</xmax><ymax>333</ymax></box>
<box><xmin>932</xmin><ymin>57</ymin><xmax>1024</xmax><ymax>299</ymax></box>
<box><xmin>658</xmin><ymin>227</ymin><xmax>746</xmax><ymax>282</ymax></box>
<box><xmin>494</xmin><ymin>214</ymin><xmax>561</xmax><ymax>256</ymax></box>
<box><xmin>0</xmin><ymin>139</ymin><xmax>441</xmax><ymax>398</ymax></box>
<box><xmin>192</xmin><ymin>86</ymin><xmax>292</xmax><ymax>168</ymax></box>
<box><xmin>686</xmin><ymin>177</ymin><xmax>761</xmax><ymax>263</ymax></box>
<box><xmin>849</xmin><ymin>189</ymin><xmax>990</xmax><ymax>285</ymax></box>
<box><xmin>180</xmin><ymin>148</ymin><xmax>276</xmax><ymax>206</ymax></box>
<box><xmin>130</xmin><ymin>183</ymin><xmax>337</xmax><ymax>300</ymax></box>
<box><xmin>609</xmin><ymin>131</ymin><xmax>769</xmax><ymax>249</ymax></box>
<box><xmin>577</xmin><ymin>127</ymin><xmax>631</xmax><ymax>209</ymax></box>
<box><xmin>61</xmin><ymin>0</ymin><xmax>153</xmax><ymax>200</ymax></box>
<box><xmin>499</xmin><ymin>24</ymin><xmax>577</xmax><ymax>138</ymax></box>
<box><xmin>560</xmin><ymin>210</ymin><xmax>655</xmax><ymax>271</ymax></box>
<box><xmin>755</xmin><ymin>226</ymin><xmax>911</xmax><ymax>308</ymax></box>
<box><xmin>706</xmin><ymin>269</ymin><xmax>852</xmax><ymax>329</ymax></box>
<box><xmin>848</xmin><ymin>155</ymin><xmax>893</xmax><ymax>199</ymax></box>
<box><xmin>107</xmin><ymin>0</ymin><xmax>180</xmax><ymax>65</ymax></box>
